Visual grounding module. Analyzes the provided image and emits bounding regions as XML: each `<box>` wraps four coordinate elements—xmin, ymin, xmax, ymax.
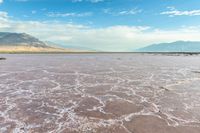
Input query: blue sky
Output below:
<box><xmin>1</xmin><ymin>0</ymin><xmax>200</xmax><ymax>51</ymax></box>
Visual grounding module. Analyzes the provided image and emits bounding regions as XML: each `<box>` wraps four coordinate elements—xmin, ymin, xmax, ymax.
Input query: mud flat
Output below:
<box><xmin>0</xmin><ymin>54</ymin><xmax>200</xmax><ymax>133</ymax></box>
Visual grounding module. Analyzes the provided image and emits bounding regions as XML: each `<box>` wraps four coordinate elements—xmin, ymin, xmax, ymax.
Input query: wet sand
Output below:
<box><xmin>0</xmin><ymin>54</ymin><xmax>200</xmax><ymax>133</ymax></box>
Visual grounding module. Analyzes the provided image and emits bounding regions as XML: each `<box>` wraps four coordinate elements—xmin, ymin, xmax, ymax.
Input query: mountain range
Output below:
<box><xmin>1</xmin><ymin>32</ymin><xmax>200</xmax><ymax>53</ymax></box>
<box><xmin>0</xmin><ymin>32</ymin><xmax>48</xmax><ymax>47</ymax></box>
<box><xmin>0</xmin><ymin>32</ymin><xmax>86</xmax><ymax>53</ymax></box>
<box><xmin>136</xmin><ymin>41</ymin><xmax>200</xmax><ymax>52</ymax></box>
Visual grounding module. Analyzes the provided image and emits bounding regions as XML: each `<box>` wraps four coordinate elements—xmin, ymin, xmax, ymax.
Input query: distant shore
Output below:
<box><xmin>0</xmin><ymin>46</ymin><xmax>90</xmax><ymax>54</ymax></box>
<box><xmin>0</xmin><ymin>51</ymin><xmax>200</xmax><ymax>55</ymax></box>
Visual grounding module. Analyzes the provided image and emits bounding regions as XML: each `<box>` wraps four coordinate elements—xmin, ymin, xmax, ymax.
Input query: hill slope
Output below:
<box><xmin>136</xmin><ymin>41</ymin><xmax>200</xmax><ymax>52</ymax></box>
<box><xmin>0</xmin><ymin>32</ymin><xmax>87</xmax><ymax>53</ymax></box>
<box><xmin>0</xmin><ymin>32</ymin><xmax>48</xmax><ymax>47</ymax></box>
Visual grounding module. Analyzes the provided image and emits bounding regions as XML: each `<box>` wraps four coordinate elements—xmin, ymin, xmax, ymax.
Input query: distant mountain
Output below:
<box><xmin>44</xmin><ymin>41</ymin><xmax>61</xmax><ymax>48</ymax></box>
<box><xmin>0</xmin><ymin>32</ymin><xmax>92</xmax><ymax>53</ymax></box>
<box><xmin>136</xmin><ymin>41</ymin><xmax>200</xmax><ymax>52</ymax></box>
<box><xmin>61</xmin><ymin>45</ymin><xmax>97</xmax><ymax>52</ymax></box>
<box><xmin>0</xmin><ymin>32</ymin><xmax>48</xmax><ymax>47</ymax></box>
<box><xmin>45</xmin><ymin>41</ymin><xmax>97</xmax><ymax>52</ymax></box>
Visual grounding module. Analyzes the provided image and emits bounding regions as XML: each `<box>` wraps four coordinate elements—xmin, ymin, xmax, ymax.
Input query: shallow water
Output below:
<box><xmin>0</xmin><ymin>54</ymin><xmax>200</xmax><ymax>133</ymax></box>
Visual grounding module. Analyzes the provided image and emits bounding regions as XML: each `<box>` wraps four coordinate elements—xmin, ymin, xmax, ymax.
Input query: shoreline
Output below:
<box><xmin>0</xmin><ymin>52</ymin><xmax>200</xmax><ymax>55</ymax></box>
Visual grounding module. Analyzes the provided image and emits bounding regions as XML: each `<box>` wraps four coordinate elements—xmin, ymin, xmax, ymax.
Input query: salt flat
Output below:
<box><xmin>0</xmin><ymin>54</ymin><xmax>200</xmax><ymax>133</ymax></box>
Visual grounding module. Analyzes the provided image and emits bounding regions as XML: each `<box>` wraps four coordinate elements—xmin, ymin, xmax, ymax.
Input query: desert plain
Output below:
<box><xmin>0</xmin><ymin>54</ymin><xmax>200</xmax><ymax>133</ymax></box>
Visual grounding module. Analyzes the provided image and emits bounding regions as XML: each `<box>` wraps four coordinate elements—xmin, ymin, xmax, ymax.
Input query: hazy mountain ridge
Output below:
<box><xmin>0</xmin><ymin>32</ymin><xmax>92</xmax><ymax>53</ymax></box>
<box><xmin>0</xmin><ymin>32</ymin><xmax>48</xmax><ymax>47</ymax></box>
<box><xmin>136</xmin><ymin>41</ymin><xmax>200</xmax><ymax>52</ymax></box>
<box><xmin>3</xmin><ymin>32</ymin><xmax>200</xmax><ymax>53</ymax></box>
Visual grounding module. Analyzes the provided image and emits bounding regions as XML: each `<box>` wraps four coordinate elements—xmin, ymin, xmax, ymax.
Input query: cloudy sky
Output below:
<box><xmin>1</xmin><ymin>0</ymin><xmax>200</xmax><ymax>51</ymax></box>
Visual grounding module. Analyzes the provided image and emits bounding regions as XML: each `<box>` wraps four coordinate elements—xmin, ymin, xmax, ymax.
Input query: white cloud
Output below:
<box><xmin>72</xmin><ymin>0</ymin><xmax>105</xmax><ymax>3</ymax></box>
<box><xmin>31</xmin><ymin>10</ymin><xmax>37</xmax><ymax>14</ymax></box>
<box><xmin>15</xmin><ymin>0</ymin><xmax>29</xmax><ymax>2</ymax></box>
<box><xmin>2</xmin><ymin>11</ymin><xmax>200</xmax><ymax>51</ymax></box>
<box><xmin>15</xmin><ymin>0</ymin><xmax>103</xmax><ymax>2</ymax></box>
<box><xmin>161</xmin><ymin>7</ymin><xmax>200</xmax><ymax>17</ymax></box>
<box><xmin>0</xmin><ymin>0</ymin><xmax>3</xmax><ymax>4</ymax></box>
<box><xmin>103</xmin><ymin>8</ymin><xmax>142</xmax><ymax>16</ymax></box>
<box><xmin>90</xmin><ymin>0</ymin><xmax>104</xmax><ymax>2</ymax></box>
<box><xmin>118</xmin><ymin>9</ymin><xmax>142</xmax><ymax>15</ymax></box>
<box><xmin>0</xmin><ymin>11</ymin><xmax>10</xmax><ymax>28</ymax></box>
<box><xmin>47</xmin><ymin>12</ymin><xmax>93</xmax><ymax>17</ymax></box>
<box><xmin>0</xmin><ymin>11</ymin><xmax>8</xmax><ymax>18</ymax></box>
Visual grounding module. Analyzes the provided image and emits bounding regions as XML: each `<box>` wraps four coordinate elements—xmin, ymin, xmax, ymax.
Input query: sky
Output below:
<box><xmin>1</xmin><ymin>0</ymin><xmax>200</xmax><ymax>51</ymax></box>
